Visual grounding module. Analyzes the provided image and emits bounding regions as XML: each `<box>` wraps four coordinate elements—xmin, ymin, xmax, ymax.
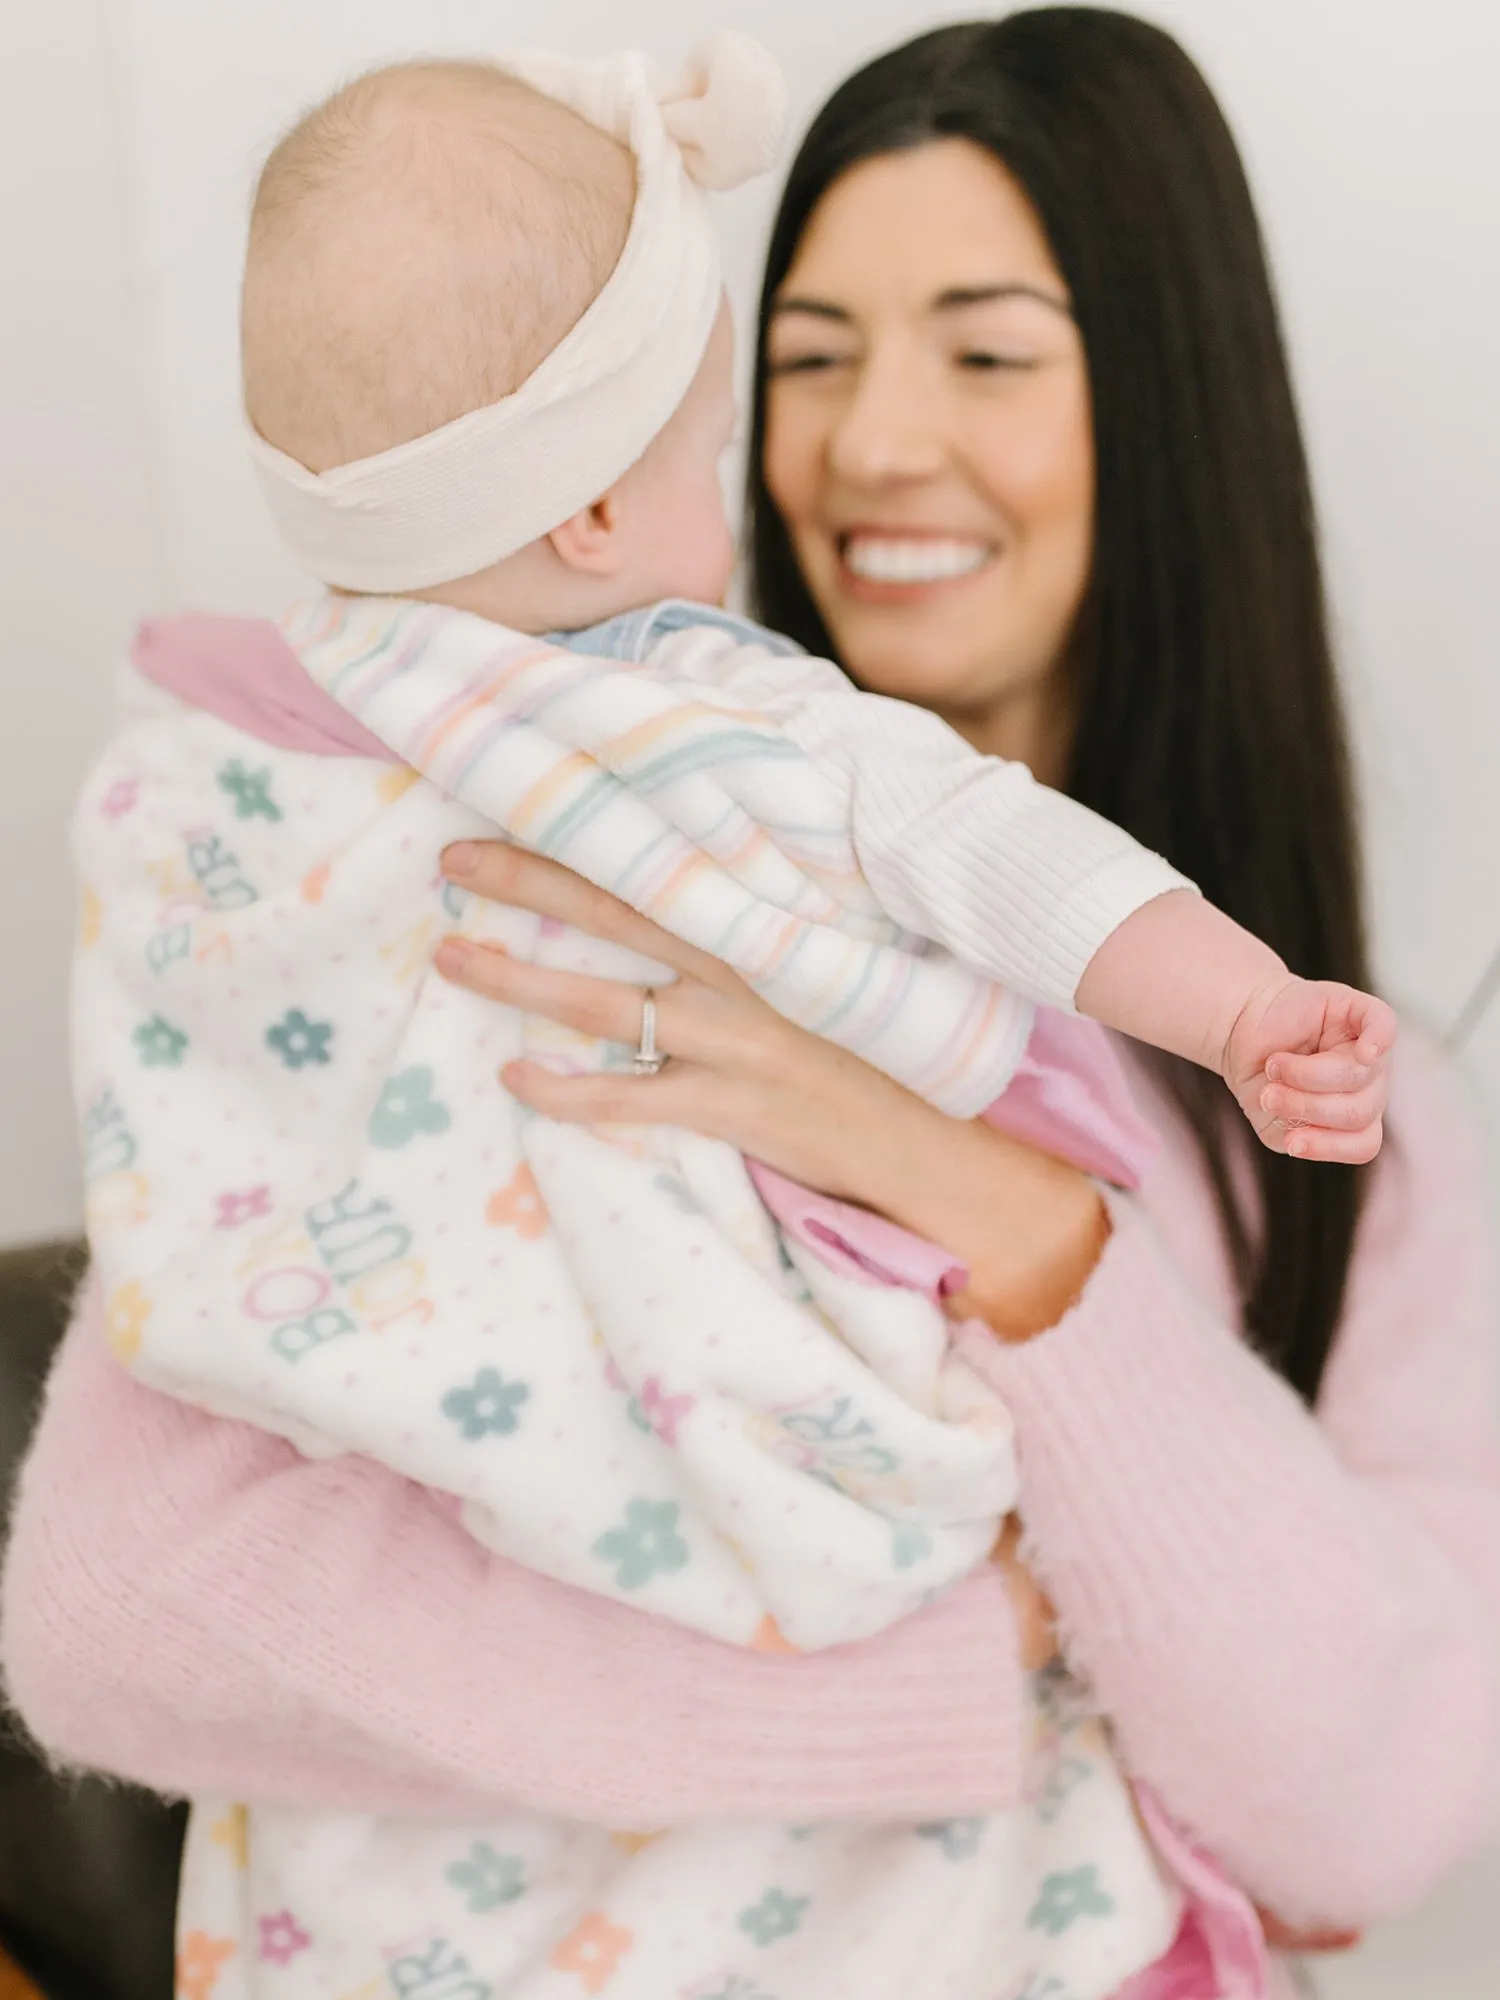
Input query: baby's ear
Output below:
<box><xmin>548</xmin><ymin>491</ymin><xmax>626</xmax><ymax>577</ymax></box>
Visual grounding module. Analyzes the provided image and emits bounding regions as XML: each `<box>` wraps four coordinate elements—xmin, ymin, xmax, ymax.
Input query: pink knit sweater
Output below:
<box><xmin>3</xmin><ymin>1039</ymin><xmax>1498</xmax><ymax>1938</ymax></box>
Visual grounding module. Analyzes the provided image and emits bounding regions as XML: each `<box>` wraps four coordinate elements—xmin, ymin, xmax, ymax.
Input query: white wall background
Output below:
<box><xmin>2</xmin><ymin>2</ymin><xmax>1498</xmax><ymax>1990</ymax></box>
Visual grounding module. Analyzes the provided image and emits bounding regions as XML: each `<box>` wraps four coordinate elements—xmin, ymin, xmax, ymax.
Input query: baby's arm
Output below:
<box><xmin>1075</xmin><ymin>892</ymin><xmax>1394</xmax><ymax>1164</ymax></box>
<box><xmin>768</xmin><ymin>685</ymin><xmax>1393</xmax><ymax>1160</ymax></box>
<box><xmin>307</xmin><ymin>607</ymin><xmax>1391</xmax><ymax>1156</ymax></box>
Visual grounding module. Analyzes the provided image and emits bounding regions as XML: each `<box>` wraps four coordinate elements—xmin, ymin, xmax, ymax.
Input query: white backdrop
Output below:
<box><xmin>2</xmin><ymin>4</ymin><xmax>1499</xmax><ymax>1989</ymax></box>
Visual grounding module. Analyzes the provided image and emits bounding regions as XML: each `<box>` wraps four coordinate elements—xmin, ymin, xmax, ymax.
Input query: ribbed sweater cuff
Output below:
<box><xmin>648</xmin><ymin>1568</ymin><xmax>1030</xmax><ymax>1822</ymax></box>
<box><xmin>192</xmin><ymin>1448</ymin><xmax>1032</xmax><ymax>1826</ymax></box>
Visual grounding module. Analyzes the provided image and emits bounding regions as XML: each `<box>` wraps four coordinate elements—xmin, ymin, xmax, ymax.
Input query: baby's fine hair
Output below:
<box><xmin>242</xmin><ymin>59</ymin><xmax>635</xmax><ymax>473</ymax></box>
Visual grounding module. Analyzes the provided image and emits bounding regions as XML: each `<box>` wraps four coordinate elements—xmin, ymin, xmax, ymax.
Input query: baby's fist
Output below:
<box><xmin>1225</xmin><ymin>976</ymin><xmax>1395</xmax><ymax>1163</ymax></box>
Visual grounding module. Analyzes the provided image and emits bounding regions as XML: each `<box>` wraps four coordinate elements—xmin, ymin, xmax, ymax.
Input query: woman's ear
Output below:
<box><xmin>548</xmin><ymin>490</ymin><xmax>627</xmax><ymax>577</ymax></box>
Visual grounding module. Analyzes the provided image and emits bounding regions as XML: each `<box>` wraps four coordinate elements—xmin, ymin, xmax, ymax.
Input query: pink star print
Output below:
<box><xmin>214</xmin><ymin>1186</ymin><xmax>273</xmax><ymax>1229</ymax></box>
<box><xmin>257</xmin><ymin>1911</ymin><xmax>311</xmax><ymax>1966</ymax></box>
<box><xmin>101</xmin><ymin>778</ymin><xmax>139</xmax><ymax>820</ymax></box>
<box><xmin>637</xmin><ymin>1377</ymin><xmax>696</xmax><ymax>1448</ymax></box>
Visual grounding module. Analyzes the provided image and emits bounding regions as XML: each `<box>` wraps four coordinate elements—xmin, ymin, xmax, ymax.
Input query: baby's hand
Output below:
<box><xmin>1223</xmin><ymin>976</ymin><xmax>1395</xmax><ymax>1163</ymax></box>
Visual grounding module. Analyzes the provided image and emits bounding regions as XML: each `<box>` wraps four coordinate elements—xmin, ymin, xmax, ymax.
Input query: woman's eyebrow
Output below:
<box><xmin>934</xmin><ymin>282</ymin><xmax>1072</xmax><ymax>316</ymax></box>
<box><xmin>768</xmin><ymin>296</ymin><xmax>852</xmax><ymax>323</ymax></box>
<box><xmin>768</xmin><ymin>285</ymin><xmax>1073</xmax><ymax>323</ymax></box>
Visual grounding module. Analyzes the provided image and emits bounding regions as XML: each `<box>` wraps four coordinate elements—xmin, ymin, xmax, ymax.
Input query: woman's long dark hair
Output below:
<box><xmin>747</xmin><ymin>6</ymin><xmax>1369</xmax><ymax>1403</ymax></box>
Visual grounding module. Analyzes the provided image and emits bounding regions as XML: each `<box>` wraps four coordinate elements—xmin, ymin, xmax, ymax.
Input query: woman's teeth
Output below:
<box><xmin>842</xmin><ymin>536</ymin><xmax>992</xmax><ymax>584</ymax></box>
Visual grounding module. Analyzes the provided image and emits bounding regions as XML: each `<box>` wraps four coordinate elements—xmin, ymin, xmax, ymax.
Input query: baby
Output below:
<box><xmin>74</xmin><ymin>37</ymin><xmax>1371</xmax><ymax>2000</ymax></box>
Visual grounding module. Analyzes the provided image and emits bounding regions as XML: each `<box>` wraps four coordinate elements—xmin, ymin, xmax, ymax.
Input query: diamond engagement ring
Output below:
<box><xmin>633</xmin><ymin>987</ymin><xmax>668</xmax><ymax>1075</ymax></box>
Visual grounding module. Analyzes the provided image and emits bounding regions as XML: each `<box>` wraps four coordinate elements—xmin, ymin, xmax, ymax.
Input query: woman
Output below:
<box><xmin>5</xmin><ymin>7</ymin><xmax>1498</xmax><ymax>1987</ymax></box>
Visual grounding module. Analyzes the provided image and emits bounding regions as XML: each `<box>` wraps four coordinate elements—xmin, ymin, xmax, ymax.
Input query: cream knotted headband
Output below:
<box><xmin>248</xmin><ymin>33</ymin><xmax>787</xmax><ymax>593</ymax></box>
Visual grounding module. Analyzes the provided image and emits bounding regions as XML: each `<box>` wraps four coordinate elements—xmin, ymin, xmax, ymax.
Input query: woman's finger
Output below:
<box><xmin>435</xmin><ymin>936</ymin><xmax>724</xmax><ymax>1063</ymax></box>
<box><xmin>501</xmin><ymin>1056</ymin><xmax>724</xmax><ymax>1132</ymax></box>
<box><xmin>442</xmin><ymin>841</ymin><xmax>744</xmax><ymax>995</ymax></box>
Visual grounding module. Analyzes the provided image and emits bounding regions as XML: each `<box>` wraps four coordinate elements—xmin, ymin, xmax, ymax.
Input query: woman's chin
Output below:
<box><xmin>822</xmin><ymin>600</ymin><xmax>1006</xmax><ymax>705</ymax></box>
<box><xmin>831</xmin><ymin>640</ymin><xmax>999</xmax><ymax>717</ymax></box>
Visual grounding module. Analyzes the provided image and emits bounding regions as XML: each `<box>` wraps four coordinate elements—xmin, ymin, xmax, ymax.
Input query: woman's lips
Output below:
<box><xmin>835</xmin><ymin>531</ymin><xmax>996</xmax><ymax>600</ymax></box>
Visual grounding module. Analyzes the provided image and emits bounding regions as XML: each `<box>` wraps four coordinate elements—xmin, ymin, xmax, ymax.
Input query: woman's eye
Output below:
<box><xmin>765</xmin><ymin>351</ymin><xmax>851</xmax><ymax>378</ymax></box>
<box><xmin>957</xmin><ymin>350</ymin><xmax>1035</xmax><ymax>373</ymax></box>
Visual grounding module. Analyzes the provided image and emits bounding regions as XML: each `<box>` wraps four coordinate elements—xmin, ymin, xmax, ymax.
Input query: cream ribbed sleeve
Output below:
<box><xmin>644</xmin><ymin>622</ymin><xmax>1194</xmax><ymax>1013</ymax></box>
<box><xmin>781</xmin><ymin>690</ymin><xmax>1192</xmax><ymax>1012</ymax></box>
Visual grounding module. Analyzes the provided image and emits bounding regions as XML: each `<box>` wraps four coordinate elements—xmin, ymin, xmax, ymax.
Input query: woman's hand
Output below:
<box><xmin>436</xmin><ymin>841</ymin><xmax>1111</xmax><ymax>1341</ymax></box>
<box><xmin>992</xmin><ymin>1518</ymin><xmax>1059</xmax><ymax>1671</ymax></box>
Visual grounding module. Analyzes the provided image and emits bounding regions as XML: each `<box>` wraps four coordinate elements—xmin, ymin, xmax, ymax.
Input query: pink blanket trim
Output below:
<box><xmin>133</xmin><ymin>613</ymin><xmax>393</xmax><ymax>760</ymax></box>
<box><xmin>127</xmin><ymin>612</ymin><xmax>1265</xmax><ymax>1996</ymax></box>
<box><xmin>1117</xmin><ymin>1789</ymin><xmax>1271</xmax><ymax>1997</ymax></box>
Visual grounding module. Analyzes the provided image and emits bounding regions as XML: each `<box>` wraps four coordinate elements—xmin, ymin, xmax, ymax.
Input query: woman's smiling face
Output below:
<box><xmin>763</xmin><ymin>139</ymin><xmax>1094</xmax><ymax>773</ymax></box>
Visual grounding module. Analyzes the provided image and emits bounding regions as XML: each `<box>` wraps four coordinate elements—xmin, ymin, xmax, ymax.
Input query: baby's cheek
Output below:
<box><xmin>709</xmin><ymin>496</ymin><xmax>738</xmax><ymax>596</ymax></box>
<box><xmin>677</xmin><ymin>491</ymin><xmax>736</xmax><ymax>604</ymax></box>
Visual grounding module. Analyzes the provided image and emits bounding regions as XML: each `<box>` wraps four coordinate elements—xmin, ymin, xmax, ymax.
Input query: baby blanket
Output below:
<box><xmin>74</xmin><ymin>595</ymin><xmax>1205</xmax><ymax>1998</ymax></box>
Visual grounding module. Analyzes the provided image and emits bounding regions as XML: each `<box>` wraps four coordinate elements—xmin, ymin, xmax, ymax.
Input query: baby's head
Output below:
<box><xmin>243</xmin><ymin>56</ymin><xmax>740</xmax><ymax>627</ymax></box>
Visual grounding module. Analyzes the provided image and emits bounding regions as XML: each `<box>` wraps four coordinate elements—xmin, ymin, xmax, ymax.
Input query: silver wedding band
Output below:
<box><xmin>632</xmin><ymin>988</ymin><xmax>668</xmax><ymax>1076</ymax></box>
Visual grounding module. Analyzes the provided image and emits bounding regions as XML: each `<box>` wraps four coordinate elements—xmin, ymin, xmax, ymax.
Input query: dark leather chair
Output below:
<box><xmin>0</xmin><ymin>1241</ymin><xmax>185</xmax><ymax>2000</ymax></box>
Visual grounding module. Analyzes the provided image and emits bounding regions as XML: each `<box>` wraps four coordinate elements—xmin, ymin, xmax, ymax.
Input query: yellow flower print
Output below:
<box><xmin>485</xmin><ymin>1164</ymin><xmax>548</xmax><ymax>1239</ymax></box>
<box><xmin>176</xmin><ymin>1931</ymin><xmax>236</xmax><ymax>2000</ymax></box>
<box><xmin>79</xmin><ymin>886</ymin><xmax>103</xmax><ymax>948</ymax></box>
<box><xmin>208</xmin><ymin>1804</ymin><xmax>248</xmax><ymax>1869</ymax></box>
<box><xmin>105</xmin><ymin>1281</ymin><xmax>151</xmax><ymax>1363</ymax></box>
<box><xmin>379</xmin><ymin>914</ymin><xmax>436</xmax><ymax>984</ymax></box>
<box><xmin>376</xmin><ymin>765</ymin><xmax>420</xmax><ymax>805</ymax></box>
<box><xmin>549</xmin><ymin>1912</ymin><xmax>634</xmax><ymax>1994</ymax></box>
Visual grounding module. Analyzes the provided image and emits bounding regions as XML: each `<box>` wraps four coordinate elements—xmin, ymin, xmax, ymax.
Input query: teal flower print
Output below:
<box><xmin>133</xmin><ymin>1015</ymin><xmax>188</xmax><ymax>1068</ymax></box>
<box><xmin>891</xmin><ymin>1520</ymin><xmax>932</xmax><ymax>1570</ymax></box>
<box><xmin>441</xmin><ymin>1367</ymin><xmax>529</xmax><ymax>1441</ymax></box>
<box><xmin>593</xmin><ymin>1498</ymin><xmax>690</xmax><ymax>1590</ymax></box>
<box><xmin>737</xmin><ymin>1887</ymin><xmax>809</xmax><ymax>1948</ymax></box>
<box><xmin>1038</xmin><ymin>1755</ymin><xmax>1091</xmax><ymax>1825</ymax></box>
<box><xmin>652</xmin><ymin>1172</ymin><xmax>700</xmax><ymax>1214</ymax></box>
<box><xmin>1034</xmin><ymin>1658</ymin><xmax>1091</xmax><ymax>1729</ymax></box>
<box><xmin>369</xmin><ymin>1065</ymin><xmax>451</xmax><ymax>1148</ymax></box>
<box><xmin>445</xmin><ymin>1841</ymin><xmax>526</xmax><ymax>1913</ymax></box>
<box><xmin>916</xmin><ymin>1817</ymin><xmax>983</xmax><ymax>1861</ymax></box>
<box><xmin>266</xmin><ymin>1009</ymin><xmax>333</xmax><ymax>1069</ymax></box>
<box><xmin>217</xmin><ymin>758</ymin><xmax>282</xmax><ymax>821</ymax></box>
<box><xmin>1026</xmin><ymin>1865</ymin><xmax>1115</xmax><ymax>1937</ymax></box>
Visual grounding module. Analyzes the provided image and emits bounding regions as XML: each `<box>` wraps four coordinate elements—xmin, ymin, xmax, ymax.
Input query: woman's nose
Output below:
<box><xmin>825</xmin><ymin>354</ymin><xmax>948</xmax><ymax>487</ymax></box>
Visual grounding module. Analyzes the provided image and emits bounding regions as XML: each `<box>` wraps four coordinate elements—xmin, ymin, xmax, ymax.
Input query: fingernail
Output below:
<box><xmin>434</xmin><ymin>937</ymin><xmax>472</xmax><ymax>977</ymax></box>
<box><xmin>1266</xmin><ymin>1059</ymin><xmax>1282</xmax><ymax>1084</ymax></box>
<box><xmin>443</xmin><ymin>842</ymin><xmax>479</xmax><ymax>877</ymax></box>
<box><xmin>1288</xmin><ymin>1134</ymin><xmax>1308</xmax><ymax>1158</ymax></box>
